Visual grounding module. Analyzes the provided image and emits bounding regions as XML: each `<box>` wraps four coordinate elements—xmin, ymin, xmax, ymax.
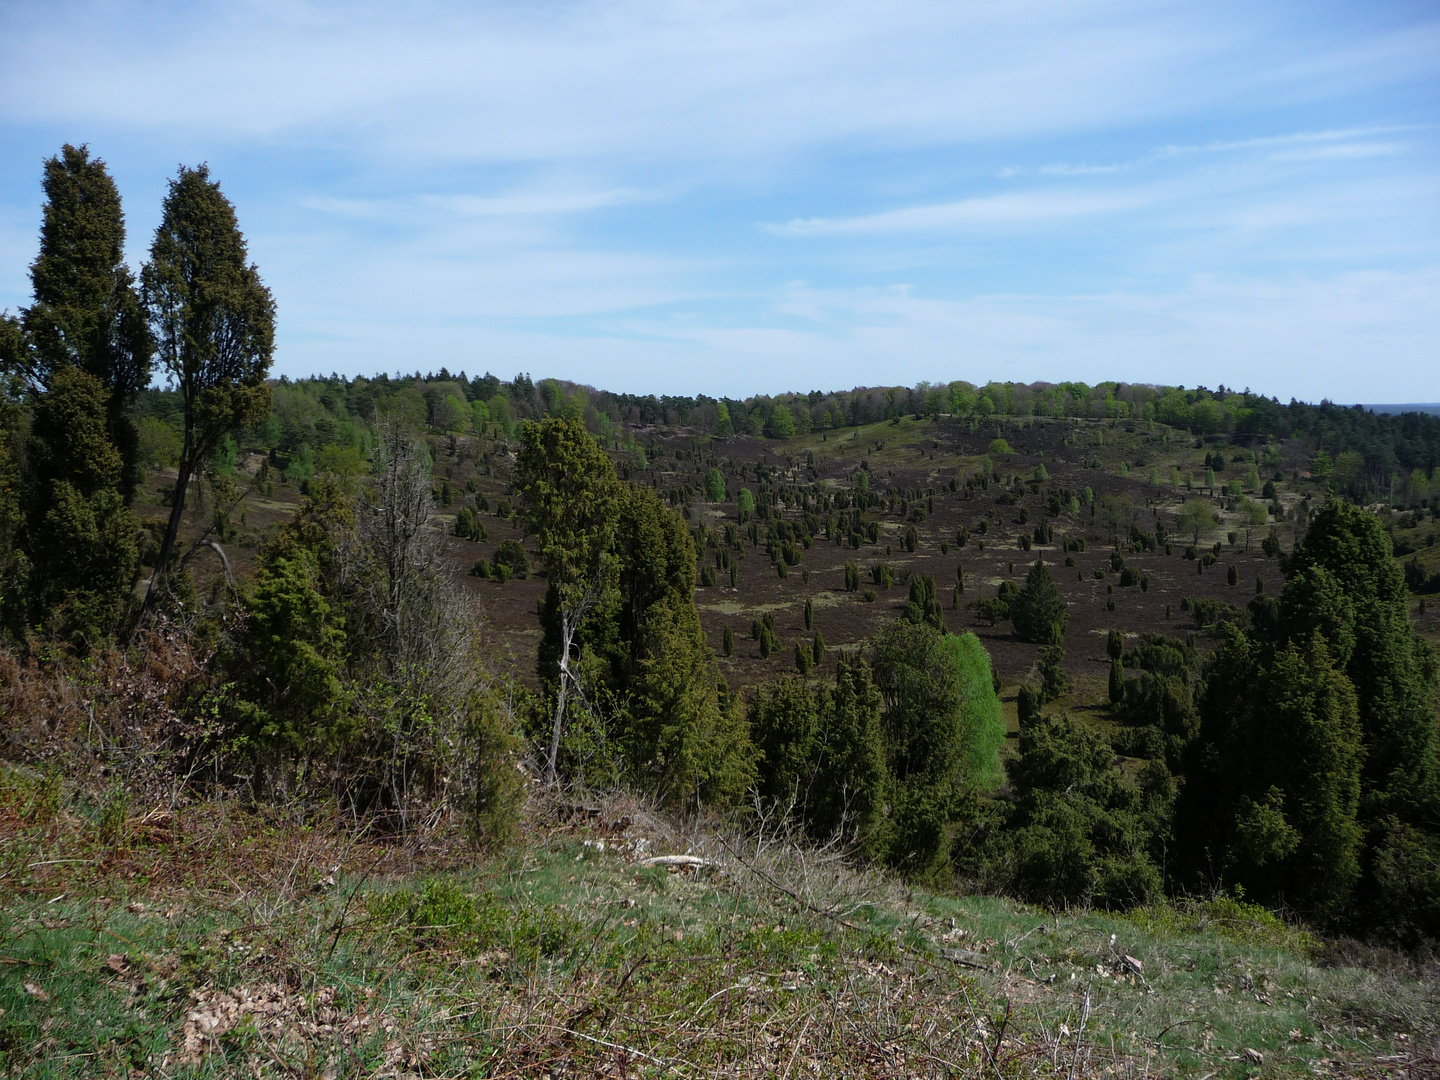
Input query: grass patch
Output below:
<box><xmin>0</xmin><ymin>786</ymin><xmax>1435</xmax><ymax>1076</ymax></box>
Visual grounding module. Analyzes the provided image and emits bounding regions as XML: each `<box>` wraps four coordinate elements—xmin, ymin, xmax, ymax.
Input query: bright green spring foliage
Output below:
<box><xmin>871</xmin><ymin>622</ymin><xmax>1004</xmax><ymax>875</ymax></box>
<box><xmin>940</xmin><ymin>631</ymin><xmax>1006</xmax><ymax>791</ymax></box>
<box><xmin>703</xmin><ymin>467</ymin><xmax>725</xmax><ymax>502</ymax></box>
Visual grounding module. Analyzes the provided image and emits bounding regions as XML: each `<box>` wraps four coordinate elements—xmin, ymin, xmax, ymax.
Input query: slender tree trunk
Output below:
<box><xmin>143</xmin><ymin>455</ymin><xmax>193</xmax><ymax>612</ymax></box>
<box><xmin>546</xmin><ymin>608</ymin><xmax>576</xmax><ymax>787</ymax></box>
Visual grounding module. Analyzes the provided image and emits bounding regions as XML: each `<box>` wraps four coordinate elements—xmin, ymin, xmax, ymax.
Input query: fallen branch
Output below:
<box><xmin>639</xmin><ymin>855</ymin><xmax>709</xmax><ymax>869</ymax></box>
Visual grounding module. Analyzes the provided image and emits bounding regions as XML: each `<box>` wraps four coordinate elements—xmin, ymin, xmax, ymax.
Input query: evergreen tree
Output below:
<box><xmin>993</xmin><ymin>714</ymin><xmax>1162</xmax><ymax>909</ymax></box>
<box><xmin>870</xmin><ymin>622</ymin><xmax>1004</xmax><ymax>872</ymax></box>
<box><xmin>1180</xmin><ymin>627</ymin><xmax>1364</xmax><ymax>920</ymax></box>
<box><xmin>750</xmin><ymin>676</ymin><xmax>820</xmax><ymax>806</ymax></box>
<box><xmin>1287</xmin><ymin>499</ymin><xmax>1439</xmax><ymax>821</ymax></box>
<box><xmin>519</xmin><ymin>418</ymin><xmax>621</xmax><ymax>783</ymax></box>
<box><xmin>1010</xmin><ymin>560</ymin><xmax>1068</xmax><ymax>644</ymax></box>
<box><xmin>142</xmin><ymin>165</ymin><xmax>274</xmax><ymax>600</ymax></box>
<box><xmin>19</xmin><ymin>145</ymin><xmax>152</xmax><ymax>500</ymax></box>
<box><xmin>1036</xmin><ymin>645</ymin><xmax>1071</xmax><ymax>703</ymax></box>
<box><xmin>25</xmin><ymin>367</ymin><xmax>139</xmax><ymax>645</ymax></box>
<box><xmin>809</xmin><ymin>654</ymin><xmax>887</xmax><ymax>844</ymax></box>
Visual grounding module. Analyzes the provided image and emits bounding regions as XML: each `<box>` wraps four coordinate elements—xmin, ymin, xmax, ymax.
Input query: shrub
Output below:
<box><xmin>493</xmin><ymin>539</ymin><xmax>529</xmax><ymax>579</ymax></box>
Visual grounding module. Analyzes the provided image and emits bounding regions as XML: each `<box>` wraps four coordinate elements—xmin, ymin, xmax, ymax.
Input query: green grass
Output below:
<box><xmin>1</xmin><ymin>782</ymin><xmax>1434</xmax><ymax>1077</ymax></box>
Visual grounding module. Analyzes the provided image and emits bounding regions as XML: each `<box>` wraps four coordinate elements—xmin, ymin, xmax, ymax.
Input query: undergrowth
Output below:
<box><xmin>1</xmin><ymin>774</ymin><xmax>1436</xmax><ymax>1077</ymax></box>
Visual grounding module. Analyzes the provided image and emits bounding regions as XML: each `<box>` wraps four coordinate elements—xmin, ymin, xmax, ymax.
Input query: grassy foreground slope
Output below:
<box><xmin>2</xmin><ymin>774</ymin><xmax>1434</xmax><ymax>1078</ymax></box>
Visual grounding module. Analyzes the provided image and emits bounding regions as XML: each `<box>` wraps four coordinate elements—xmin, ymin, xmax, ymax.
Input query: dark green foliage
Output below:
<box><xmin>1016</xmin><ymin>683</ymin><xmax>1042</xmax><ymax>730</ymax></box>
<box><xmin>231</xmin><ymin>546</ymin><xmax>351</xmax><ymax>754</ymax></box>
<box><xmin>1010</xmin><ymin>560</ymin><xmax>1068</xmax><ymax>644</ymax></box>
<box><xmin>794</xmin><ymin>639</ymin><xmax>812</xmax><ymax>673</ymax></box>
<box><xmin>972</xmin><ymin>714</ymin><xmax>1162</xmax><ymax>909</ymax></box>
<box><xmin>812</xmin><ymin>629</ymin><xmax>825</xmax><ymax>666</ymax></box>
<box><xmin>1179</xmin><ymin>629</ymin><xmax>1363</xmax><ymax>921</ymax></box>
<box><xmin>758</xmin><ymin>621</ymin><xmax>778</xmax><ymax>658</ymax></box>
<box><xmin>844</xmin><ymin>561</ymin><xmax>860</xmax><ymax>591</ymax></box>
<box><xmin>24</xmin><ymin>367</ymin><xmax>139</xmax><ymax>645</ymax></box>
<box><xmin>1286</xmin><ymin>499</ymin><xmax>1439</xmax><ymax>822</ymax></box>
<box><xmin>1227</xmin><ymin>563</ymin><xmax>1238</xmax><ymax>586</ymax></box>
<box><xmin>871</xmin><ymin>562</ymin><xmax>894</xmax><ymax>589</ymax></box>
<box><xmin>1106</xmin><ymin>628</ymin><xmax>1123</xmax><ymax>660</ymax></box>
<box><xmin>804</xmin><ymin>597</ymin><xmax>814</xmax><ymax>630</ymax></box>
<box><xmin>607</xmin><ymin>487</ymin><xmax>756</xmax><ymax>807</ymax></box>
<box><xmin>20</xmin><ymin>145</ymin><xmax>153</xmax><ymax>500</ymax></box>
<box><xmin>809</xmin><ymin>653</ymin><xmax>888</xmax><ymax>843</ymax></box>
<box><xmin>1036</xmin><ymin>645</ymin><xmax>1071</xmax><ymax>703</ymax></box>
<box><xmin>143</xmin><ymin>165</ymin><xmax>274</xmax><ymax>590</ymax></box>
<box><xmin>722</xmin><ymin>625</ymin><xmax>734</xmax><ymax>656</ymax></box>
<box><xmin>493</xmin><ymin>539</ymin><xmax>529</xmax><ymax>579</ymax></box>
<box><xmin>1109</xmin><ymin>658</ymin><xmax>1125</xmax><ymax>705</ymax></box>
<box><xmin>751</xmin><ymin>676</ymin><xmax>819</xmax><ymax>805</ymax></box>
<box><xmin>904</xmin><ymin>574</ymin><xmax>943</xmax><ymax>629</ymax></box>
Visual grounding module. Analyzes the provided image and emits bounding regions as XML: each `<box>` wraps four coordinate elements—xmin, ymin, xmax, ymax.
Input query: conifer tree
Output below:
<box><xmin>518</xmin><ymin>418</ymin><xmax>620</xmax><ymax>783</ymax></box>
<box><xmin>143</xmin><ymin>165</ymin><xmax>274</xmax><ymax>601</ymax></box>
<box><xmin>751</xmin><ymin>676</ymin><xmax>819</xmax><ymax>806</ymax></box>
<box><xmin>20</xmin><ymin>145</ymin><xmax>152</xmax><ymax>500</ymax></box>
<box><xmin>1010</xmin><ymin>560</ymin><xmax>1068</xmax><ymax>644</ymax></box>
<box><xmin>809</xmin><ymin>654</ymin><xmax>888</xmax><ymax>843</ymax></box>
<box><xmin>25</xmin><ymin>367</ymin><xmax>139</xmax><ymax>644</ymax></box>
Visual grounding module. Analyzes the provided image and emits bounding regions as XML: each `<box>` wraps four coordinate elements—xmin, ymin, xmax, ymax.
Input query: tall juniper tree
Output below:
<box><xmin>20</xmin><ymin>145</ymin><xmax>153</xmax><ymax>500</ymax></box>
<box><xmin>142</xmin><ymin>165</ymin><xmax>274</xmax><ymax>606</ymax></box>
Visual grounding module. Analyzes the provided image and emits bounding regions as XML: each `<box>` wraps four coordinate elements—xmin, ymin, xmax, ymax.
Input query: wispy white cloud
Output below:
<box><xmin>0</xmin><ymin>1</ymin><xmax>1436</xmax><ymax>397</ymax></box>
<box><xmin>1000</xmin><ymin>125</ymin><xmax>1422</xmax><ymax>179</ymax></box>
<box><xmin>767</xmin><ymin>188</ymin><xmax>1162</xmax><ymax>237</ymax></box>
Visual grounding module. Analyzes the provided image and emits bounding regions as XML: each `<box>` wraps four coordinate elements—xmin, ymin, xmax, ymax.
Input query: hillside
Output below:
<box><xmin>2</xmin><ymin>777</ymin><xmax>1435</xmax><ymax>1077</ymax></box>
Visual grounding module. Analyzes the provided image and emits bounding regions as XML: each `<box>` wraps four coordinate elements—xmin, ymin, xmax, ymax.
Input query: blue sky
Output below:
<box><xmin>1</xmin><ymin>1</ymin><xmax>1437</xmax><ymax>401</ymax></box>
